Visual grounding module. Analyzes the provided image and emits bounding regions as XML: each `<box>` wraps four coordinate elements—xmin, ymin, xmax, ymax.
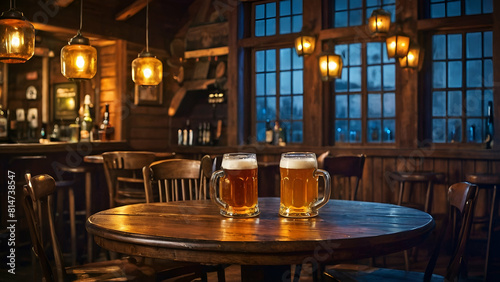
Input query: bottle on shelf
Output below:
<box><xmin>198</xmin><ymin>123</ymin><xmax>203</xmax><ymax>145</ymax></box>
<box><xmin>265</xmin><ymin>119</ymin><xmax>273</xmax><ymax>144</ymax></box>
<box><xmin>80</xmin><ymin>94</ymin><xmax>93</xmax><ymax>142</ymax></box>
<box><xmin>70</xmin><ymin>117</ymin><xmax>80</xmax><ymax>142</ymax></box>
<box><xmin>0</xmin><ymin>105</ymin><xmax>8</xmax><ymax>142</ymax></box>
<box><xmin>485</xmin><ymin>101</ymin><xmax>494</xmax><ymax>149</ymax></box>
<box><xmin>98</xmin><ymin>104</ymin><xmax>115</xmax><ymax>141</ymax></box>
<box><xmin>273</xmin><ymin>121</ymin><xmax>280</xmax><ymax>145</ymax></box>
<box><xmin>182</xmin><ymin>119</ymin><xmax>192</xmax><ymax>146</ymax></box>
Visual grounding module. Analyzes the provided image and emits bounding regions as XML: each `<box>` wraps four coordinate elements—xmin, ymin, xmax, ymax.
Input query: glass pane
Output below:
<box><xmin>293</xmin><ymin>96</ymin><xmax>303</xmax><ymax>119</ymax></box>
<box><xmin>292</xmin><ymin>15</ymin><xmax>302</xmax><ymax>33</ymax></box>
<box><xmin>280</xmin><ymin>17</ymin><xmax>291</xmax><ymax>34</ymax></box>
<box><xmin>266</xmin><ymin>73</ymin><xmax>276</xmax><ymax>95</ymax></box>
<box><xmin>466</xmin><ymin>90</ymin><xmax>481</xmax><ymax>117</ymax></box>
<box><xmin>367</xmin><ymin>43</ymin><xmax>381</xmax><ymax>64</ymax></box>
<box><xmin>383</xmin><ymin>93</ymin><xmax>396</xmax><ymax>117</ymax></box>
<box><xmin>448</xmin><ymin>91</ymin><xmax>462</xmax><ymax>117</ymax></box>
<box><xmin>383</xmin><ymin>119</ymin><xmax>395</xmax><ymax>142</ymax></box>
<box><xmin>484</xmin><ymin>90</ymin><xmax>493</xmax><ymax>115</ymax></box>
<box><xmin>335</xmin><ymin>120</ymin><xmax>348</xmax><ymax>142</ymax></box>
<box><xmin>349</xmin><ymin>94</ymin><xmax>362</xmax><ymax>118</ymax></box>
<box><xmin>335</xmin><ymin>95</ymin><xmax>348</xmax><ymax>118</ymax></box>
<box><xmin>280</xmin><ymin>71</ymin><xmax>291</xmax><ymax>94</ymax></box>
<box><xmin>280</xmin><ymin>0</ymin><xmax>291</xmax><ymax>16</ymax></box>
<box><xmin>349</xmin><ymin>9</ymin><xmax>362</xmax><ymax>26</ymax></box>
<box><xmin>266</xmin><ymin>50</ymin><xmax>276</xmax><ymax>71</ymax></box>
<box><xmin>266</xmin><ymin>2</ymin><xmax>276</xmax><ymax>17</ymax></box>
<box><xmin>281</xmin><ymin>121</ymin><xmax>290</xmax><ymax>143</ymax></box>
<box><xmin>335</xmin><ymin>11</ymin><xmax>348</xmax><ymax>28</ymax></box>
<box><xmin>367</xmin><ymin>120</ymin><xmax>381</xmax><ymax>142</ymax></box>
<box><xmin>432</xmin><ymin>118</ymin><xmax>446</xmax><ymax>142</ymax></box>
<box><xmin>448</xmin><ymin>118</ymin><xmax>462</xmax><ymax>142</ymax></box>
<box><xmin>256</xmin><ymin>73</ymin><xmax>265</xmax><ymax>96</ymax></box>
<box><xmin>367</xmin><ymin>66</ymin><xmax>381</xmax><ymax>91</ymax></box>
<box><xmin>256</xmin><ymin>51</ymin><xmax>265</xmax><ymax>72</ymax></box>
<box><xmin>349</xmin><ymin>44</ymin><xmax>362</xmax><ymax>66</ymax></box>
<box><xmin>280</xmin><ymin>48</ymin><xmax>291</xmax><ymax>70</ymax></box>
<box><xmin>484</xmin><ymin>31</ymin><xmax>492</xmax><ymax>57</ymax></box>
<box><xmin>335</xmin><ymin>0</ymin><xmax>347</xmax><ymax>11</ymax></box>
<box><xmin>465</xmin><ymin>0</ymin><xmax>481</xmax><ymax>15</ymax></box>
<box><xmin>466</xmin><ymin>32</ymin><xmax>482</xmax><ymax>59</ymax></box>
<box><xmin>484</xmin><ymin>0</ymin><xmax>493</xmax><ymax>13</ymax></box>
<box><xmin>292</xmin><ymin>49</ymin><xmax>303</xmax><ymax>69</ymax></box>
<box><xmin>349</xmin><ymin>67</ymin><xmax>362</xmax><ymax>92</ymax></box>
<box><xmin>448</xmin><ymin>61</ymin><xmax>462</xmax><ymax>88</ymax></box>
<box><xmin>256</xmin><ymin>97</ymin><xmax>266</xmax><ymax>120</ymax></box>
<box><xmin>255</xmin><ymin>20</ymin><xmax>265</xmax><ymax>37</ymax></box>
<box><xmin>256</xmin><ymin>122</ymin><xmax>265</xmax><ymax>142</ymax></box>
<box><xmin>292</xmin><ymin>70</ymin><xmax>303</xmax><ymax>94</ymax></box>
<box><xmin>433</xmin><ymin>62</ymin><xmax>446</xmax><ymax>88</ymax></box>
<box><xmin>291</xmin><ymin>122</ymin><xmax>303</xmax><ymax>143</ymax></box>
<box><xmin>335</xmin><ymin>68</ymin><xmax>348</xmax><ymax>92</ymax></box>
<box><xmin>431</xmin><ymin>3</ymin><xmax>445</xmax><ymax>18</ymax></box>
<box><xmin>382</xmin><ymin>43</ymin><xmax>395</xmax><ymax>63</ymax></box>
<box><xmin>384</xmin><ymin>4</ymin><xmax>396</xmax><ymax>22</ymax></box>
<box><xmin>336</xmin><ymin>45</ymin><xmax>348</xmax><ymax>64</ymax></box>
<box><xmin>255</xmin><ymin>4</ymin><xmax>265</xmax><ymax>19</ymax></box>
<box><xmin>350</xmin><ymin>0</ymin><xmax>362</xmax><ymax>9</ymax></box>
<box><xmin>267</xmin><ymin>97</ymin><xmax>276</xmax><ymax>120</ymax></box>
<box><xmin>280</xmin><ymin>96</ymin><xmax>292</xmax><ymax>120</ymax></box>
<box><xmin>432</xmin><ymin>91</ymin><xmax>446</xmax><ymax>117</ymax></box>
<box><xmin>433</xmin><ymin>35</ymin><xmax>446</xmax><ymax>60</ymax></box>
<box><xmin>447</xmin><ymin>1</ymin><xmax>461</xmax><ymax>17</ymax></box>
<box><xmin>466</xmin><ymin>118</ymin><xmax>482</xmax><ymax>143</ymax></box>
<box><xmin>368</xmin><ymin>94</ymin><xmax>381</xmax><ymax>118</ymax></box>
<box><xmin>466</xmin><ymin>60</ymin><xmax>482</xmax><ymax>87</ymax></box>
<box><xmin>484</xmin><ymin>59</ymin><xmax>493</xmax><ymax>87</ymax></box>
<box><xmin>266</xmin><ymin>18</ymin><xmax>276</xmax><ymax>36</ymax></box>
<box><xmin>367</xmin><ymin>0</ymin><xmax>378</xmax><ymax>6</ymax></box>
<box><xmin>383</xmin><ymin>64</ymin><xmax>395</xmax><ymax>90</ymax></box>
<box><xmin>292</xmin><ymin>0</ymin><xmax>302</xmax><ymax>14</ymax></box>
<box><xmin>448</xmin><ymin>34</ymin><xmax>462</xmax><ymax>59</ymax></box>
<box><xmin>349</xmin><ymin>120</ymin><xmax>361</xmax><ymax>142</ymax></box>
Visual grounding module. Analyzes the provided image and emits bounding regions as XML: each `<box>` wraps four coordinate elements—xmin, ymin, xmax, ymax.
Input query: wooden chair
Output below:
<box><xmin>323</xmin><ymin>154</ymin><xmax>366</xmax><ymax>201</ymax></box>
<box><xmin>143</xmin><ymin>155</ymin><xmax>227</xmax><ymax>281</ymax></box>
<box><xmin>102</xmin><ymin>151</ymin><xmax>156</xmax><ymax>208</ymax></box>
<box><xmin>23</xmin><ymin>173</ymin><xmax>205</xmax><ymax>282</ymax></box>
<box><xmin>323</xmin><ymin>182</ymin><xmax>478</xmax><ymax>282</ymax></box>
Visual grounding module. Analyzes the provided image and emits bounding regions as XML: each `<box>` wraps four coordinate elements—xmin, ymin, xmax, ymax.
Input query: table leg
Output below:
<box><xmin>241</xmin><ymin>265</ymin><xmax>291</xmax><ymax>282</ymax></box>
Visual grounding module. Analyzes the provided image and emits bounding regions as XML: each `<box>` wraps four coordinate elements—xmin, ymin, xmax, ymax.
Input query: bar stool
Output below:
<box><xmin>465</xmin><ymin>173</ymin><xmax>500</xmax><ymax>281</ymax></box>
<box><xmin>54</xmin><ymin>164</ymin><xmax>94</xmax><ymax>265</ymax></box>
<box><xmin>388</xmin><ymin>171</ymin><xmax>446</xmax><ymax>271</ymax></box>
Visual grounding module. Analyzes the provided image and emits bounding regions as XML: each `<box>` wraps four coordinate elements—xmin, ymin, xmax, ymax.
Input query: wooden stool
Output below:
<box><xmin>466</xmin><ymin>173</ymin><xmax>500</xmax><ymax>281</ymax></box>
<box><xmin>54</xmin><ymin>164</ymin><xmax>94</xmax><ymax>265</ymax></box>
<box><xmin>388</xmin><ymin>171</ymin><xmax>445</xmax><ymax>271</ymax></box>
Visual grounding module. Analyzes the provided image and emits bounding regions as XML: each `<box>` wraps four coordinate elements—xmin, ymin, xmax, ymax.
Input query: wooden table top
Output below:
<box><xmin>86</xmin><ymin>198</ymin><xmax>434</xmax><ymax>266</ymax></box>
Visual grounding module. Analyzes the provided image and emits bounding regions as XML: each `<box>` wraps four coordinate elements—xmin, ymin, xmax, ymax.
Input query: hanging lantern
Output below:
<box><xmin>0</xmin><ymin>4</ymin><xmax>35</xmax><ymax>63</ymax></box>
<box><xmin>367</xmin><ymin>9</ymin><xmax>391</xmax><ymax>37</ymax></box>
<box><xmin>294</xmin><ymin>33</ymin><xmax>316</xmax><ymax>56</ymax></box>
<box><xmin>399</xmin><ymin>42</ymin><xmax>420</xmax><ymax>69</ymax></box>
<box><xmin>60</xmin><ymin>0</ymin><xmax>97</xmax><ymax>79</ymax></box>
<box><xmin>318</xmin><ymin>51</ymin><xmax>343</xmax><ymax>81</ymax></box>
<box><xmin>132</xmin><ymin>0</ymin><xmax>162</xmax><ymax>86</ymax></box>
<box><xmin>386</xmin><ymin>28</ymin><xmax>410</xmax><ymax>58</ymax></box>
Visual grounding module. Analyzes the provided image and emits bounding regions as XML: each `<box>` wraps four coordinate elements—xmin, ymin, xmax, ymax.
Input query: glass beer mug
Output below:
<box><xmin>279</xmin><ymin>152</ymin><xmax>331</xmax><ymax>218</ymax></box>
<box><xmin>210</xmin><ymin>153</ymin><xmax>260</xmax><ymax>217</ymax></box>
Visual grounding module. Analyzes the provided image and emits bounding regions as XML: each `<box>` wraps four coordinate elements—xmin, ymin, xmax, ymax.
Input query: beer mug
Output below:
<box><xmin>279</xmin><ymin>152</ymin><xmax>331</xmax><ymax>218</ymax></box>
<box><xmin>210</xmin><ymin>153</ymin><xmax>260</xmax><ymax>217</ymax></box>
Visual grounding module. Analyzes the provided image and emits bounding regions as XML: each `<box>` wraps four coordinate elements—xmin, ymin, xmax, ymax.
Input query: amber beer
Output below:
<box><xmin>210</xmin><ymin>153</ymin><xmax>260</xmax><ymax>217</ymax></box>
<box><xmin>279</xmin><ymin>152</ymin><xmax>331</xmax><ymax>218</ymax></box>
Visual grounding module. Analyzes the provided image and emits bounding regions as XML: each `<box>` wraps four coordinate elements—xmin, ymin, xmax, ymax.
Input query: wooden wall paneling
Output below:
<box><xmin>372</xmin><ymin>157</ymin><xmax>384</xmax><ymax>203</ymax></box>
<box><xmin>361</xmin><ymin>156</ymin><xmax>373</xmax><ymax>202</ymax></box>
<box><xmin>382</xmin><ymin>157</ymin><xmax>397</xmax><ymax>204</ymax></box>
<box><xmin>432</xmin><ymin>158</ymin><xmax>449</xmax><ymax>215</ymax></box>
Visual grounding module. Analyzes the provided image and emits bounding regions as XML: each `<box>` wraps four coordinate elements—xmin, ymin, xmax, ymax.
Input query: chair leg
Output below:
<box><xmin>216</xmin><ymin>264</ymin><xmax>226</xmax><ymax>282</ymax></box>
<box><xmin>293</xmin><ymin>264</ymin><xmax>302</xmax><ymax>282</ymax></box>
<box><xmin>484</xmin><ymin>185</ymin><xmax>497</xmax><ymax>281</ymax></box>
<box><xmin>404</xmin><ymin>250</ymin><xmax>410</xmax><ymax>271</ymax></box>
<box><xmin>85</xmin><ymin>171</ymin><xmax>93</xmax><ymax>263</ymax></box>
<box><xmin>69</xmin><ymin>187</ymin><xmax>76</xmax><ymax>266</ymax></box>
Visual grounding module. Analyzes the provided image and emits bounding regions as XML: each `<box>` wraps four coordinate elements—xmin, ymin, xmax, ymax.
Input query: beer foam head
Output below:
<box><xmin>280</xmin><ymin>157</ymin><xmax>317</xmax><ymax>169</ymax></box>
<box><xmin>222</xmin><ymin>158</ymin><xmax>258</xmax><ymax>169</ymax></box>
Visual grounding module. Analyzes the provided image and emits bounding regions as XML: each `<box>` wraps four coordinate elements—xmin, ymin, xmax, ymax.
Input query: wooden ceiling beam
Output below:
<box><xmin>115</xmin><ymin>0</ymin><xmax>150</xmax><ymax>21</ymax></box>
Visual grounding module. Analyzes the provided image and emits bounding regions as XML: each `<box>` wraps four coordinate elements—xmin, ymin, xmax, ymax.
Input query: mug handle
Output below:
<box><xmin>210</xmin><ymin>169</ymin><xmax>228</xmax><ymax>210</ymax></box>
<box><xmin>313</xmin><ymin>169</ymin><xmax>331</xmax><ymax>211</ymax></box>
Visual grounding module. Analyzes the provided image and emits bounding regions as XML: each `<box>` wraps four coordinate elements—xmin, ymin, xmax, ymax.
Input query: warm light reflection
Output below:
<box><xmin>10</xmin><ymin>32</ymin><xmax>20</xmax><ymax>48</ymax></box>
<box><xmin>386</xmin><ymin>32</ymin><xmax>410</xmax><ymax>58</ymax></box>
<box><xmin>132</xmin><ymin>55</ymin><xmax>163</xmax><ymax>86</ymax></box>
<box><xmin>76</xmin><ymin>55</ymin><xmax>85</xmax><ymax>69</ymax></box>
<box><xmin>0</xmin><ymin>17</ymin><xmax>35</xmax><ymax>63</ymax></box>
<box><xmin>399</xmin><ymin>43</ymin><xmax>420</xmax><ymax>69</ymax></box>
<box><xmin>319</xmin><ymin>52</ymin><xmax>343</xmax><ymax>81</ymax></box>
<box><xmin>367</xmin><ymin>9</ymin><xmax>391</xmax><ymax>37</ymax></box>
<box><xmin>143</xmin><ymin>67</ymin><xmax>152</xmax><ymax>79</ymax></box>
<box><xmin>294</xmin><ymin>35</ymin><xmax>316</xmax><ymax>56</ymax></box>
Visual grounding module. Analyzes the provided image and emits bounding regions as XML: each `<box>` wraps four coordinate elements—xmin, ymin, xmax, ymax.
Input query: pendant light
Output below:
<box><xmin>318</xmin><ymin>43</ymin><xmax>343</xmax><ymax>81</ymax></box>
<box><xmin>385</xmin><ymin>25</ymin><xmax>410</xmax><ymax>58</ymax></box>
<box><xmin>132</xmin><ymin>0</ymin><xmax>162</xmax><ymax>86</ymax></box>
<box><xmin>399</xmin><ymin>41</ymin><xmax>421</xmax><ymax>69</ymax></box>
<box><xmin>294</xmin><ymin>26</ymin><xmax>316</xmax><ymax>56</ymax></box>
<box><xmin>60</xmin><ymin>0</ymin><xmax>97</xmax><ymax>80</ymax></box>
<box><xmin>0</xmin><ymin>0</ymin><xmax>35</xmax><ymax>63</ymax></box>
<box><xmin>367</xmin><ymin>8</ymin><xmax>391</xmax><ymax>37</ymax></box>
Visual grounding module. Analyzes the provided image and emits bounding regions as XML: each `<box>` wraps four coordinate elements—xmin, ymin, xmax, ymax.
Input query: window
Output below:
<box><xmin>332</xmin><ymin>0</ymin><xmax>396</xmax><ymax>28</ymax></box>
<box><xmin>427</xmin><ymin>0</ymin><xmax>492</xmax><ymax>18</ymax></box>
<box><xmin>334</xmin><ymin>42</ymin><xmax>396</xmax><ymax>144</ymax></box>
<box><xmin>431</xmin><ymin>31</ymin><xmax>493</xmax><ymax>143</ymax></box>
<box><xmin>254</xmin><ymin>0</ymin><xmax>304</xmax><ymax>144</ymax></box>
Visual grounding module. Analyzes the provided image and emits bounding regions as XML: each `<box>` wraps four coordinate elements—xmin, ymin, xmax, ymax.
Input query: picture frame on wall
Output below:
<box><xmin>134</xmin><ymin>83</ymin><xmax>163</xmax><ymax>106</ymax></box>
<box><xmin>53</xmin><ymin>82</ymin><xmax>79</xmax><ymax>121</ymax></box>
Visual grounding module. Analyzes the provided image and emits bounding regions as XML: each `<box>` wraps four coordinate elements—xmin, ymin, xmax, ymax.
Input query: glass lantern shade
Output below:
<box><xmin>386</xmin><ymin>31</ymin><xmax>410</xmax><ymax>58</ymax></box>
<box><xmin>294</xmin><ymin>35</ymin><xmax>316</xmax><ymax>56</ymax></box>
<box><xmin>0</xmin><ymin>10</ymin><xmax>35</xmax><ymax>63</ymax></box>
<box><xmin>61</xmin><ymin>34</ymin><xmax>97</xmax><ymax>79</ymax></box>
<box><xmin>399</xmin><ymin>43</ymin><xmax>420</xmax><ymax>69</ymax></box>
<box><xmin>132</xmin><ymin>52</ymin><xmax>163</xmax><ymax>86</ymax></box>
<box><xmin>367</xmin><ymin>9</ymin><xmax>391</xmax><ymax>36</ymax></box>
<box><xmin>318</xmin><ymin>52</ymin><xmax>343</xmax><ymax>81</ymax></box>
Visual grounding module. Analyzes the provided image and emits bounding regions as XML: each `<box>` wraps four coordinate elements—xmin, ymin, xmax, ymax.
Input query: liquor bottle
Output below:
<box><xmin>265</xmin><ymin>119</ymin><xmax>273</xmax><ymax>144</ymax></box>
<box><xmin>205</xmin><ymin>122</ymin><xmax>211</xmax><ymax>145</ymax></box>
<box><xmin>273</xmin><ymin>121</ymin><xmax>280</xmax><ymax>145</ymax></box>
<box><xmin>99</xmin><ymin>104</ymin><xmax>115</xmax><ymax>141</ymax></box>
<box><xmin>182</xmin><ymin>119</ymin><xmax>190</xmax><ymax>146</ymax></box>
<box><xmin>0</xmin><ymin>105</ymin><xmax>8</xmax><ymax>142</ymax></box>
<box><xmin>198</xmin><ymin>123</ymin><xmax>203</xmax><ymax>145</ymax></box>
<box><xmin>80</xmin><ymin>95</ymin><xmax>93</xmax><ymax>142</ymax></box>
<box><xmin>485</xmin><ymin>101</ymin><xmax>494</xmax><ymax>149</ymax></box>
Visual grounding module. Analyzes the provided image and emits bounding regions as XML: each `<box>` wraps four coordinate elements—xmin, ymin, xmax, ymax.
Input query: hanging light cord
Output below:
<box><xmin>146</xmin><ymin>0</ymin><xmax>149</xmax><ymax>52</ymax></box>
<box><xmin>79</xmin><ymin>0</ymin><xmax>83</xmax><ymax>32</ymax></box>
<box><xmin>10</xmin><ymin>0</ymin><xmax>14</xmax><ymax>9</ymax></box>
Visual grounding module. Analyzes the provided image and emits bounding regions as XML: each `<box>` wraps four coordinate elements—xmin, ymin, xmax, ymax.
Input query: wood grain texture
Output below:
<box><xmin>87</xmin><ymin>198</ymin><xmax>434</xmax><ymax>266</ymax></box>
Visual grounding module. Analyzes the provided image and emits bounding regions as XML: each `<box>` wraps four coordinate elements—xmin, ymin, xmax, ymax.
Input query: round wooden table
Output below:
<box><xmin>86</xmin><ymin>198</ymin><xmax>434</xmax><ymax>281</ymax></box>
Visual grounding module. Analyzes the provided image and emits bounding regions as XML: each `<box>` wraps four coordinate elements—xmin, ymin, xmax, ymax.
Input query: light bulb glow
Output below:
<box><xmin>328</xmin><ymin>61</ymin><xmax>338</xmax><ymax>71</ymax></box>
<box><xmin>76</xmin><ymin>55</ymin><xmax>85</xmax><ymax>69</ymax></box>
<box><xmin>11</xmin><ymin>33</ymin><xmax>20</xmax><ymax>47</ymax></box>
<box><xmin>143</xmin><ymin>67</ymin><xmax>152</xmax><ymax>78</ymax></box>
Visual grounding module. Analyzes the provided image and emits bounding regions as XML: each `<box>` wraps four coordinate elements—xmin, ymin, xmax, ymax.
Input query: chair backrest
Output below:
<box><xmin>143</xmin><ymin>158</ymin><xmax>205</xmax><ymax>202</ymax></box>
<box><xmin>102</xmin><ymin>151</ymin><xmax>156</xmax><ymax>207</ymax></box>
<box><xmin>423</xmin><ymin>182</ymin><xmax>478</xmax><ymax>282</ymax></box>
<box><xmin>23</xmin><ymin>173</ymin><xmax>66</xmax><ymax>282</ymax></box>
<box><xmin>322</xmin><ymin>154</ymin><xmax>366</xmax><ymax>200</ymax></box>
